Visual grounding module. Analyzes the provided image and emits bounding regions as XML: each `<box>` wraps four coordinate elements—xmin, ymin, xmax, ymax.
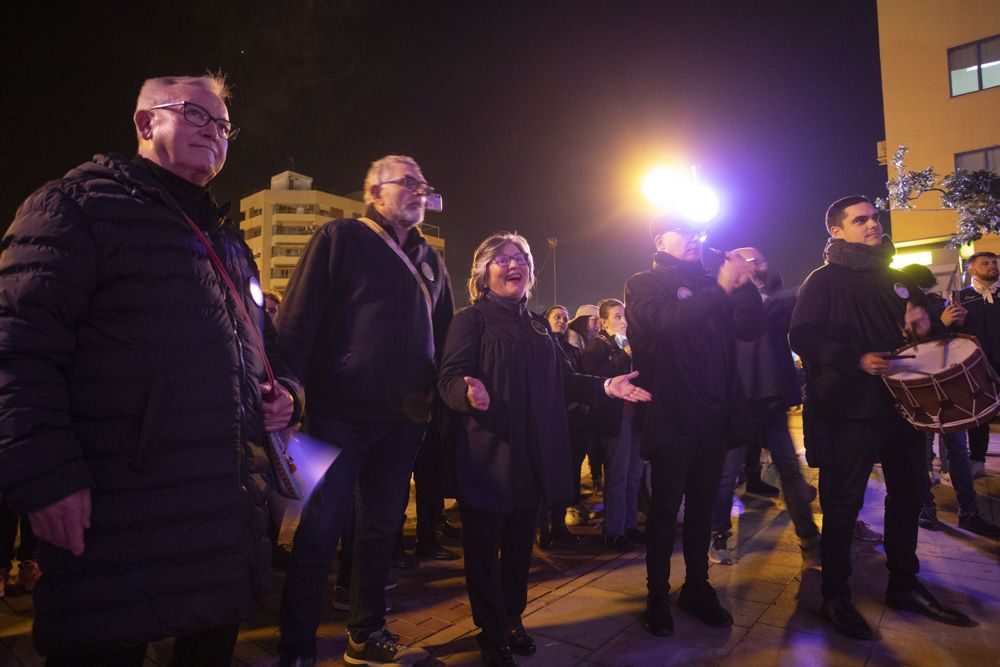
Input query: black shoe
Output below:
<box><xmin>507</xmin><ymin>624</ymin><xmax>536</xmax><ymax>656</ymax></box>
<box><xmin>414</xmin><ymin>541</ymin><xmax>460</xmax><ymax>561</ymax></box>
<box><xmin>744</xmin><ymin>478</ymin><xmax>781</xmax><ymax>497</ymax></box>
<box><xmin>627</xmin><ymin>528</ymin><xmax>646</xmax><ymax>545</ymax></box>
<box><xmin>550</xmin><ymin>527</ymin><xmax>581</xmax><ymax>546</ymax></box>
<box><xmin>677</xmin><ymin>582</ymin><xmax>733</xmax><ymax>628</ymax></box>
<box><xmin>886</xmin><ymin>582</ymin><xmax>975</xmax><ymax>627</ymax></box>
<box><xmin>391</xmin><ymin>548</ymin><xmax>419</xmax><ymax>570</ymax></box>
<box><xmin>821</xmin><ymin>596</ymin><xmax>874</xmax><ymax>640</ymax></box>
<box><xmin>476</xmin><ymin>634</ymin><xmax>518</xmax><ymax>667</ymax></box>
<box><xmin>436</xmin><ymin>518</ymin><xmax>463</xmax><ymax>538</ymax></box>
<box><xmin>919</xmin><ymin>506</ymin><xmax>942</xmax><ymax>530</ymax></box>
<box><xmin>958</xmin><ymin>513</ymin><xmax>1000</xmax><ymax>538</ymax></box>
<box><xmin>603</xmin><ymin>534</ymin><xmax>633</xmax><ymax>551</ymax></box>
<box><xmin>642</xmin><ymin>596</ymin><xmax>674</xmax><ymax>636</ymax></box>
<box><xmin>278</xmin><ymin>655</ymin><xmax>315</xmax><ymax>667</ymax></box>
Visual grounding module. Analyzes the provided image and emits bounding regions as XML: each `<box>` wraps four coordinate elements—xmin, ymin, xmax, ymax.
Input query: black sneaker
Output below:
<box><xmin>918</xmin><ymin>506</ymin><xmax>942</xmax><ymax>530</ymax></box>
<box><xmin>507</xmin><ymin>624</ymin><xmax>536</xmax><ymax>656</ymax></box>
<box><xmin>642</xmin><ymin>595</ymin><xmax>674</xmax><ymax>636</ymax></box>
<box><xmin>343</xmin><ymin>627</ymin><xmax>428</xmax><ymax>666</ymax></box>
<box><xmin>958</xmin><ymin>513</ymin><xmax>1000</xmax><ymax>538</ymax></box>
<box><xmin>476</xmin><ymin>634</ymin><xmax>517</xmax><ymax>667</ymax></box>
<box><xmin>677</xmin><ymin>582</ymin><xmax>733</xmax><ymax>628</ymax></box>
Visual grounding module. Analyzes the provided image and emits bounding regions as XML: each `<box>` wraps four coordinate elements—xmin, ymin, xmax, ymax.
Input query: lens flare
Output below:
<box><xmin>641</xmin><ymin>165</ymin><xmax>721</xmax><ymax>223</ymax></box>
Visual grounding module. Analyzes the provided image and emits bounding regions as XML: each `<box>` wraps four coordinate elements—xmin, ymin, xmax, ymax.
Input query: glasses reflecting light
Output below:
<box><xmin>147</xmin><ymin>101</ymin><xmax>240</xmax><ymax>140</ymax></box>
<box><xmin>379</xmin><ymin>175</ymin><xmax>435</xmax><ymax>195</ymax></box>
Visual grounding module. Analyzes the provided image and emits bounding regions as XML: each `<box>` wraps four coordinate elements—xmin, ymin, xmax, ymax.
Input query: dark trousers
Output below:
<box><xmin>0</xmin><ymin>502</ymin><xmax>37</xmax><ymax>571</ymax></box>
<box><xmin>460</xmin><ymin>504</ymin><xmax>537</xmax><ymax>644</ymax></box>
<box><xmin>817</xmin><ymin>415</ymin><xmax>923</xmax><ymax>600</ymax></box>
<box><xmin>45</xmin><ymin>624</ymin><xmax>239</xmax><ymax>667</ymax></box>
<box><xmin>279</xmin><ymin>419</ymin><xmax>424</xmax><ymax>657</ymax></box>
<box><xmin>968</xmin><ymin>423</ymin><xmax>990</xmax><ymax>463</ymax></box>
<box><xmin>414</xmin><ymin>426</ymin><xmax>446</xmax><ymax>546</ymax></box>
<box><xmin>645</xmin><ymin>429</ymin><xmax>727</xmax><ymax>598</ymax></box>
<box><xmin>567</xmin><ymin>408</ymin><xmax>590</xmax><ymax>504</ymax></box>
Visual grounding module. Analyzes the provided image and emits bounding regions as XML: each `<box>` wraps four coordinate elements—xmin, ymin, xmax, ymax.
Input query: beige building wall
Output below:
<box><xmin>877</xmin><ymin>0</ymin><xmax>1000</xmax><ymax>289</ymax></box>
<box><xmin>239</xmin><ymin>171</ymin><xmax>446</xmax><ymax>294</ymax></box>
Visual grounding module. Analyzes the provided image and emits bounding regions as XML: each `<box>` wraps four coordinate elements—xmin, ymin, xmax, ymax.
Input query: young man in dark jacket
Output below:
<box><xmin>276</xmin><ymin>155</ymin><xmax>453</xmax><ymax>667</ymax></box>
<box><xmin>789</xmin><ymin>195</ymin><xmax>972</xmax><ymax>640</ymax></box>
<box><xmin>0</xmin><ymin>74</ymin><xmax>302</xmax><ymax>664</ymax></box>
<box><xmin>625</xmin><ymin>215</ymin><xmax>763</xmax><ymax>637</ymax></box>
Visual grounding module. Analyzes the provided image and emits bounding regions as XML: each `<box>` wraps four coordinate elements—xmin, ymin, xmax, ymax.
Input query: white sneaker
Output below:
<box><xmin>708</xmin><ymin>532</ymin><xmax>734</xmax><ymax>565</ymax></box>
<box><xmin>564</xmin><ymin>505</ymin><xmax>589</xmax><ymax>526</ymax></box>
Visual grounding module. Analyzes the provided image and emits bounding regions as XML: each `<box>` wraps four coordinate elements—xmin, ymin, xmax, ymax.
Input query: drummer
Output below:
<box><xmin>789</xmin><ymin>195</ymin><xmax>973</xmax><ymax>640</ymax></box>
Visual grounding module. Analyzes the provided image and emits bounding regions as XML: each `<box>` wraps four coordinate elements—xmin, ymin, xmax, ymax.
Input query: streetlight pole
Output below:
<box><xmin>547</xmin><ymin>237</ymin><xmax>558</xmax><ymax>305</ymax></box>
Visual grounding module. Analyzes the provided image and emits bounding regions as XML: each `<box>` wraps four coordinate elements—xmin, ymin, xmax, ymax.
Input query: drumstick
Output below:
<box><xmin>884</xmin><ymin>354</ymin><xmax>916</xmax><ymax>360</ymax></box>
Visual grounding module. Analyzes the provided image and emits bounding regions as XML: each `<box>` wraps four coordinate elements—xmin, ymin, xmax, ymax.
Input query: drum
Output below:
<box><xmin>883</xmin><ymin>334</ymin><xmax>1000</xmax><ymax>433</ymax></box>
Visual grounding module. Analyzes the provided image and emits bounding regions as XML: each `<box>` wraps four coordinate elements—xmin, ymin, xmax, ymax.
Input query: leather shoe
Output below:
<box><xmin>477</xmin><ymin>634</ymin><xmax>517</xmax><ymax>667</ymax></box>
<box><xmin>886</xmin><ymin>582</ymin><xmax>975</xmax><ymax>627</ymax></box>
<box><xmin>436</xmin><ymin>518</ymin><xmax>463</xmax><ymax>538</ymax></box>
<box><xmin>414</xmin><ymin>542</ymin><xmax>460</xmax><ymax>561</ymax></box>
<box><xmin>677</xmin><ymin>582</ymin><xmax>733</xmax><ymax>628</ymax></box>
<box><xmin>507</xmin><ymin>624</ymin><xmax>536</xmax><ymax>656</ymax></box>
<box><xmin>821</xmin><ymin>597</ymin><xmax>873</xmax><ymax>640</ymax></box>
<box><xmin>642</xmin><ymin>596</ymin><xmax>674</xmax><ymax>636</ymax></box>
<box><xmin>958</xmin><ymin>513</ymin><xmax>1000</xmax><ymax>538</ymax></box>
<box><xmin>391</xmin><ymin>548</ymin><xmax>418</xmax><ymax>569</ymax></box>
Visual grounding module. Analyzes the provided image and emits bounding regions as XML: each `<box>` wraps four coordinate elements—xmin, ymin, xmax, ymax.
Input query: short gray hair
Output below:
<box><xmin>467</xmin><ymin>233</ymin><xmax>535</xmax><ymax>304</ymax></box>
<box><xmin>134</xmin><ymin>71</ymin><xmax>231</xmax><ymax>142</ymax></box>
<box><xmin>363</xmin><ymin>155</ymin><xmax>421</xmax><ymax>205</ymax></box>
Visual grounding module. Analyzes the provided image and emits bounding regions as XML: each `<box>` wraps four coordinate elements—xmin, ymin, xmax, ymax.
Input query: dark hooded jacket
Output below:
<box><xmin>0</xmin><ymin>154</ymin><xmax>302</xmax><ymax>654</ymax></box>
<box><xmin>624</xmin><ymin>251</ymin><xmax>763</xmax><ymax>457</ymax></box>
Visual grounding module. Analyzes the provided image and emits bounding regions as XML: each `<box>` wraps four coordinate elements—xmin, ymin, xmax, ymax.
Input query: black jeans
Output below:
<box><xmin>45</xmin><ymin>624</ymin><xmax>239</xmax><ymax>667</ymax></box>
<box><xmin>460</xmin><ymin>504</ymin><xmax>537</xmax><ymax>645</ymax></box>
<box><xmin>817</xmin><ymin>415</ymin><xmax>923</xmax><ymax>600</ymax></box>
<box><xmin>414</xmin><ymin>425</ymin><xmax>446</xmax><ymax>546</ymax></box>
<box><xmin>645</xmin><ymin>428</ymin><xmax>727</xmax><ymax>598</ymax></box>
<box><xmin>968</xmin><ymin>422</ymin><xmax>990</xmax><ymax>463</ymax></box>
<box><xmin>279</xmin><ymin>418</ymin><xmax>424</xmax><ymax>657</ymax></box>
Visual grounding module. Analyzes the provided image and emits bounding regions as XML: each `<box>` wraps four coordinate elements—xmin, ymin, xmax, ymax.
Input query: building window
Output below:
<box><xmin>272</xmin><ymin>244</ymin><xmax>305</xmax><ymax>257</ymax></box>
<box><xmin>956</xmin><ymin>145</ymin><xmax>1000</xmax><ymax>173</ymax></box>
<box><xmin>271</xmin><ymin>267</ymin><xmax>295</xmax><ymax>279</ymax></box>
<box><xmin>949</xmin><ymin>34</ymin><xmax>1000</xmax><ymax>96</ymax></box>
<box><xmin>244</xmin><ymin>226</ymin><xmax>262</xmax><ymax>239</ymax></box>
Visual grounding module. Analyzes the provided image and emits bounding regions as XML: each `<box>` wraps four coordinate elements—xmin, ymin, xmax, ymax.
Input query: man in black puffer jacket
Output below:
<box><xmin>0</xmin><ymin>74</ymin><xmax>302</xmax><ymax>664</ymax></box>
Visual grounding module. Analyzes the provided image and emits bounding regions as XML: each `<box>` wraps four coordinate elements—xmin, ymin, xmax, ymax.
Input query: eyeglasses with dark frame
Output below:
<box><xmin>665</xmin><ymin>226</ymin><xmax>708</xmax><ymax>242</ymax></box>
<box><xmin>493</xmin><ymin>253</ymin><xmax>529</xmax><ymax>267</ymax></box>
<box><xmin>378</xmin><ymin>175</ymin><xmax>435</xmax><ymax>196</ymax></box>
<box><xmin>147</xmin><ymin>101</ymin><xmax>240</xmax><ymax>141</ymax></box>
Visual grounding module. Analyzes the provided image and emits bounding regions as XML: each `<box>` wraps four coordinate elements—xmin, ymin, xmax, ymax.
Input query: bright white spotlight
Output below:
<box><xmin>641</xmin><ymin>165</ymin><xmax>720</xmax><ymax>223</ymax></box>
<box><xmin>641</xmin><ymin>166</ymin><xmax>687</xmax><ymax>211</ymax></box>
<box><xmin>680</xmin><ymin>182</ymin><xmax>721</xmax><ymax>223</ymax></box>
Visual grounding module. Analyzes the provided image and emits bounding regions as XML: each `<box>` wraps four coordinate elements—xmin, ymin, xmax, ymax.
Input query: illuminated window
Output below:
<box><xmin>949</xmin><ymin>35</ymin><xmax>1000</xmax><ymax>96</ymax></box>
<box><xmin>955</xmin><ymin>145</ymin><xmax>1000</xmax><ymax>174</ymax></box>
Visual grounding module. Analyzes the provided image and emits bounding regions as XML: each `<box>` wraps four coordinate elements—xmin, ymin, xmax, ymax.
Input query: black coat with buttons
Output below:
<box><xmin>0</xmin><ymin>154</ymin><xmax>302</xmax><ymax>654</ymax></box>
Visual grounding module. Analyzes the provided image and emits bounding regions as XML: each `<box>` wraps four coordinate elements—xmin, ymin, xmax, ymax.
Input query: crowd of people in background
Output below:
<box><xmin>1</xmin><ymin>72</ymin><xmax>999</xmax><ymax>667</ymax></box>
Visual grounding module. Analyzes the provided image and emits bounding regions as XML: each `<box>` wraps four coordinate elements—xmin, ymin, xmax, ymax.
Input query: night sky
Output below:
<box><xmin>3</xmin><ymin>0</ymin><xmax>889</xmax><ymax>311</ymax></box>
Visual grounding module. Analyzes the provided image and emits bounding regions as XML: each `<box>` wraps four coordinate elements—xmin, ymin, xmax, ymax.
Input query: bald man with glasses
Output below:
<box><xmin>0</xmin><ymin>73</ymin><xmax>302</xmax><ymax>665</ymax></box>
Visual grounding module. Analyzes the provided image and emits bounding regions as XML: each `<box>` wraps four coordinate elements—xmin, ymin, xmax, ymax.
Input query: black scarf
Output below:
<box><xmin>825</xmin><ymin>236</ymin><xmax>896</xmax><ymax>272</ymax></box>
<box><xmin>485</xmin><ymin>290</ymin><xmax>528</xmax><ymax>316</ymax></box>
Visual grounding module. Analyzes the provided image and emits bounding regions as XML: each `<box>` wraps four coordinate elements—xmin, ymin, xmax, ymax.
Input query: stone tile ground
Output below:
<box><xmin>2</xmin><ymin>414</ymin><xmax>999</xmax><ymax>666</ymax></box>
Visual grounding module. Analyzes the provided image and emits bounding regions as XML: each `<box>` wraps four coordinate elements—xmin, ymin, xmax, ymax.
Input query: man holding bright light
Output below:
<box><xmin>789</xmin><ymin>195</ymin><xmax>972</xmax><ymax>640</ymax></box>
<box><xmin>625</xmin><ymin>215</ymin><xmax>762</xmax><ymax>637</ymax></box>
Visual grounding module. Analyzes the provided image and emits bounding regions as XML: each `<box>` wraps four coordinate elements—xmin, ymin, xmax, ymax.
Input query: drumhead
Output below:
<box><xmin>886</xmin><ymin>336</ymin><xmax>980</xmax><ymax>380</ymax></box>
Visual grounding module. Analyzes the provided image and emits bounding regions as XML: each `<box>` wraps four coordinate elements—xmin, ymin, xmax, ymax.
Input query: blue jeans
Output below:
<box><xmin>279</xmin><ymin>418</ymin><xmax>424</xmax><ymax>658</ymax></box>
<box><xmin>712</xmin><ymin>408</ymin><xmax>818</xmax><ymax>541</ymax></box>
<box><xmin>602</xmin><ymin>413</ymin><xmax>643</xmax><ymax>536</ymax></box>
<box><xmin>922</xmin><ymin>430</ymin><xmax>978</xmax><ymax>517</ymax></box>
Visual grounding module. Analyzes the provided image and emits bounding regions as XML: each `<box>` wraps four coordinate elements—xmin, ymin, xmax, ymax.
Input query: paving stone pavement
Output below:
<box><xmin>3</xmin><ymin>414</ymin><xmax>999</xmax><ymax>666</ymax></box>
